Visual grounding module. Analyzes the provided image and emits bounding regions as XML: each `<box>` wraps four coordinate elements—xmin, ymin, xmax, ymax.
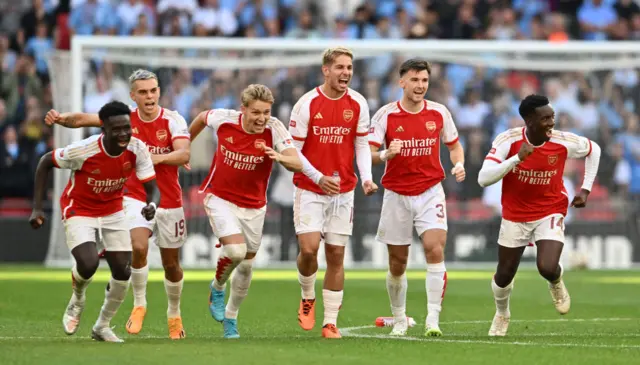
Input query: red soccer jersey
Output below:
<box><xmin>368</xmin><ymin>100</ymin><xmax>459</xmax><ymax>196</ymax></box>
<box><xmin>53</xmin><ymin>134</ymin><xmax>155</xmax><ymax>219</ymax></box>
<box><xmin>123</xmin><ymin>107</ymin><xmax>189</xmax><ymax>209</ymax></box>
<box><xmin>485</xmin><ymin>127</ymin><xmax>593</xmax><ymax>222</ymax></box>
<box><xmin>199</xmin><ymin>109</ymin><xmax>295</xmax><ymax>209</ymax></box>
<box><xmin>289</xmin><ymin>87</ymin><xmax>369</xmax><ymax>195</ymax></box>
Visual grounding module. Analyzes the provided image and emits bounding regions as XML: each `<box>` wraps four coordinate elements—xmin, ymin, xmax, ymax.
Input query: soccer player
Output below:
<box><xmin>289</xmin><ymin>47</ymin><xmax>377</xmax><ymax>339</ymax></box>
<box><xmin>44</xmin><ymin>69</ymin><xmax>190</xmax><ymax>339</ymax></box>
<box><xmin>188</xmin><ymin>84</ymin><xmax>302</xmax><ymax>338</ymax></box>
<box><xmin>369</xmin><ymin>58</ymin><xmax>465</xmax><ymax>337</ymax></box>
<box><xmin>478</xmin><ymin>94</ymin><xmax>601</xmax><ymax>336</ymax></box>
<box><xmin>30</xmin><ymin>101</ymin><xmax>158</xmax><ymax>343</ymax></box>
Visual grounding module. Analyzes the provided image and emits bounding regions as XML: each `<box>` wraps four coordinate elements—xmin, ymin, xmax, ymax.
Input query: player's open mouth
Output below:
<box><xmin>118</xmin><ymin>141</ymin><xmax>128</xmax><ymax>147</ymax></box>
<box><xmin>144</xmin><ymin>102</ymin><xmax>155</xmax><ymax>107</ymax></box>
<box><xmin>338</xmin><ymin>78</ymin><xmax>349</xmax><ymax>87</ymax></box>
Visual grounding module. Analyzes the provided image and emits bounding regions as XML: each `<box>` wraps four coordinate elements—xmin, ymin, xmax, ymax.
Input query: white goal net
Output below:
<box><xmin>45</xmin><ymin>36</ymin><xmax>640</xmax><ymax>269</ymax></box>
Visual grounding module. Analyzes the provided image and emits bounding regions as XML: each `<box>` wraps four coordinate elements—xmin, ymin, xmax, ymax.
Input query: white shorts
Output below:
<box><xmin>203</xmin><ymin>193</ymin><xmax>266</xmax><ymax>253</ymax></box>
<box><xmin>376</xmin><ymin>183</ymin><xmax>447</xmax><ymax>246</ymax></box>
<box><xmin>64</xmin><ymin>211</ymin><xmax>131</xmax><ymax>252</ymax></box>
<box><xmin>293</xmin><ymin>187</ymin><xmax>354</xmax><ymax>236</ymax></box>
<box><xmin>123</xmin><ymin>197</ymin><xmax>187</xmax><ymax>249</ymax></box>
<box><xmin>498</xmin><ymin>213</ymin><xmax>565</xmax><ymax>248</ymax></box>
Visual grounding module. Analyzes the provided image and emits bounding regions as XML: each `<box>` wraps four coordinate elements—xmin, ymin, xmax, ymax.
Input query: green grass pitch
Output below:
<box><xmin>1</xmin><ymin>266</ymin><xmax>639</xmax><ymax>364</ymax></box>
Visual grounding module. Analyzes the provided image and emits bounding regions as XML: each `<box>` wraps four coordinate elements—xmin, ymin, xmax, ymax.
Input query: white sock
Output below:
<box><xmin>71</xmin><ymin>265</ymin><xmax>91</xmax><ymax>301</ymax></box>
<box><xmin>225</xmin><ymin>259</ymin><xmax>254</xmax><ymax>319</ymax></box>
<box><xmin>131</xmin><ymin>265</ymin><xmax>148</xmax><ymax>308</ymax></box>
<box><xmin>426</xmin><ymin>261</ymin><xmax>447</xmax><ymax>325</ymax></box>
<box><xmin>95</xmin><ymin>278</ymin><xmax>130</xmax><ymax>329</ymax></box>
<box><xmin>213</xmin><ymin>244</ymin><xmax>247</xmax><ymax>291</ymax></box>
<box><xmin>492</xmin><ymin>277</ymin><xmax>513</xmax><ymax>315</ymax></box>
<box><xmin>386</xmin><ymin>271</ymin><xmax>407</xmax><ymax>322</ymax></box>
<box><xmin>322</xmin><ymin>289</ymin><xmax>343</xmax><ymax>326</ymax></box>
<box><xmin>164</xmin><ymin>278</ymin><xmax>183</xmax><ymax>318</ymax></box>
<box><xmin>298</xmin><ymin>271</ymin><xmax>316</xmax><ymax>300</ymax></box>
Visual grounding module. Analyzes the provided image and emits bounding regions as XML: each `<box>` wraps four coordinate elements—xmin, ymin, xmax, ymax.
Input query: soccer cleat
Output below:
<box><xmin>62</xmin><ymin>296</ymin><xmax>85</xmax><ymax>335</ymax></box>
<box><xmin>389</xmin><ymin>319</ymin><xmax>408</xmax><ymax>336</ymax></box>
<box><xmin>91</xmin><ymin>326</ymin><xmax>124</xmax><ymax>343</ymax></box>
<box><xmin>208</xmin><ymin>282</ymin><xmax>225</xmax><ymax>322</ymax></box>
<box><xmin>321</xmin><ymin>324</ymin><xmax>342</xmax><ymax>338</ymax></box>
<box><xmin>168</xmin><ymin>317</ymin><xmax>186</xmax><ymax>340</ymax></box>
<box><xmin>126</xmin><ymin>306</ymin><xmax>147</xmax><ymax>334</ymax></box>
<box><xmin>297</xmin><ymin>299</ymin><xmax>316</xmax><ymax>331</ymax></box>
<box><xmin>488</xmin><ymin>312</ymin><xmax>510</xmax><ymax>336</ymax></box>
<box><xmin>549</xmin><ymin>279</ymin><xmax>571</xmax><ymax>315</ymax></box>
<box><xmin>424</xmin><ymin>325</ymin><xmax>443</xmax><ymax>337</ymax></box>
<box><xmin>223</xmin><ymin>318</ymin><xmax>240</xmax><ymax>339</ymax></box>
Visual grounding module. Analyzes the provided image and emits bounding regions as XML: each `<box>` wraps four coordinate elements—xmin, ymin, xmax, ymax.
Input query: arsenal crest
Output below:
<box><xmin>426</xmin><ymin>121</ymin><xmax>436</xmax><ymax>133</ymax></box>
<box><xmin>343</xmin><ymin>109</ymin><xmax>354</xmax><ymax>122</ymax></box>
<box><xmin>548</xmin><ymin>154</ymin><xmax>558</xmax><ymax>165</ymax></box>
<box><xmin>255</xmin><ymin>139</ymin><xmax>266</xmax><ymax>149</ymax></box>
<box><xmin>156</xmin><ymin>129</ymin><xmax>168</xmax><ymax>142</ymax></box>
<box><xmin>122</xmin><ymin>161</ymin><xmax>132</xmax><ymax>172</ymax></box>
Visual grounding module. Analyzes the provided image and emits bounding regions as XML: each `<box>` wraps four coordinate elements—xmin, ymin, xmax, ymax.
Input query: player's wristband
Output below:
<box><xmin>149</xmin><ymin>202</ymin><xmax>157</xmax><ymax>210</ymax></box>
<box><xmin>454</xmin><ymin>162</ymin><xmax>464</xmax><ymax>170</ymax></box>
<box><xmin>380</xmin><ymin>150</ymin><xmax>389</xmax><ymax>161</ymax></box>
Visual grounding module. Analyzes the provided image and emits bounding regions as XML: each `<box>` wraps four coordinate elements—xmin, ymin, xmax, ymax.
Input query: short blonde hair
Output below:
<box><xmin>322</xmin><ymin>47</ymin><xmax>353</xmax><ymax>66</ymax></box>
<box><xmin>241</xmin><ymin>84</ymin><xmax>275</xmax><ymax>107</ymax></box>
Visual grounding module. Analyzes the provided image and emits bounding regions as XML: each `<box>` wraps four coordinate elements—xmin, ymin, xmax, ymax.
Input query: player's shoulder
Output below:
<box><xmin>425</xmin><ymin>99</ymin><xmax>451</xmax><ymax>113</ymax></box>
<box><xmin>549</xmin><ymin>129</ymin><xmax>587</xmax><ymax>145</ymax></box>
<box><xmin>372</xmin><ymin>101</ymin><xmax>401</xmax><ymax>120</ymax></box>
<box><xmin>127</xmin><ymin>136</ymin><xmax>148</xmax><ymax>153</ymax></box>
<box><xmin>61</xmin><ymin>134</ymin><xmax>101</xmax><ymax>159</ymax></box>
<box><xmin>161</xmin><ymin>107</ymin><xmax>187</xmax><ymax>124</ymax></box>
<box><xmin>347</xmin><ymin>88</ymin><xmax>368</xmax><ymax>107</ymax></box>
<box><xmin>266</xmin><ymin>116</ymin><xmax>287</xmax><ymax>129</ymax></box>
<box><xmin>208</xmin><ymin>108</ymin><xmax>241</xmax><ymax>125</ymax></box>
<box><xmin>68</xmin><ymin>134</ymin><xmax>101</xmax><ymax>150</ymax></box>
<box><xmin>493</xmin><ymin>127</ymin><xmax>524</xmax><ymax>146</ymax></box>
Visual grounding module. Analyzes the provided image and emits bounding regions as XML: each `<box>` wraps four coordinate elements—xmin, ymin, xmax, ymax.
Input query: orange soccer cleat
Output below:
<box><xmin>297</xmin><ymin>299</ymin><xmax>316</xmax><ymax>331</ymax></box>
<box><xmin>126</xmin><ymin>306</ymin><xmax>147</xmax><ymax>334</ymax></box>
<box><xmin>321</xmin><ymin>324</ymin><xmax>342</xmax><ymax>339</ymax></box>
<box><xmin>168</xmin><ymin>317</ymin><xmax>186</xmax><ymax>340</ymax></box>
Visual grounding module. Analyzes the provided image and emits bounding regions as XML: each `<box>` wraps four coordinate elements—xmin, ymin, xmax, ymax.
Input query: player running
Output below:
<box><xmin>30</xmin><ymin>101</ymin><xmax>158</xmax><ymax>343</ymax></box>
<box><xmin>188</xmin><ymin>84</ymin><xmax>302</xmax><ymax>338</ymax></box>
<box><xmin>478</xmin><ymin>94</ymin><xmax>601</xmax><ymax>336</ymax></box>
<box><xmin>44</xmin><ymin>69</ymin><xmax>190</xmax><ymax>339</ymax></box>
<box><xmin>369</xmin><ymin>58</ymin><xmax>465</xmax><ymax>337</ymax></box>
<box><xmin>289</xmin><ymin>47</ymin><xmax>377</xmax><ymax>339</ymax></box>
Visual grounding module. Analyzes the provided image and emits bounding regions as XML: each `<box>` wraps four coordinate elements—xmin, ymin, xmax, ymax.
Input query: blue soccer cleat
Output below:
<box><xmin>208</xmin><ymin>282</ymin><xmax>225</xmax><ymax>322</ymax></box>
<box><xmin>223</xmin><ymin>318</ymin><xmax>240</xmax><ymax>339</ymax></box>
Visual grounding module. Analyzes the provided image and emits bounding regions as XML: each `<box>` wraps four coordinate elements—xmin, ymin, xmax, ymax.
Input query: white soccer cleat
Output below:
<box><xmin>62</xmin><ymin>296</ymin><xmax>85</xmax><ymax>335</ymax></box>
<box><xmin>424</xmin><ymin>314</ymin><xmax>443</xmax><ymax>337</ymax></box>
<box><xmin>91</xmin><ymin>326</ymin><xmax>124</xmax><ymax>343</ymax></box>
<box><xmin>549</xmin><ymin>279</ymin><xmax>571</xmax><ymax>315</ymax></box>
<box><xmin>389</xmin><ymin>319</ymin><xmax>408</xmax><ymax>336</ymax></box>
<box><xmin>488</xmin><ymin>312</ymin><xmax>510</xmax><ymax>336</ymax></box>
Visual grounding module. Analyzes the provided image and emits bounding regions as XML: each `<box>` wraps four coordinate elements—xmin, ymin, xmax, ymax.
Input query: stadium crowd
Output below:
<box><xmin>0</xmin><ymin>0</ymin><xmax>638</xmax><ymax>223</ymax></box>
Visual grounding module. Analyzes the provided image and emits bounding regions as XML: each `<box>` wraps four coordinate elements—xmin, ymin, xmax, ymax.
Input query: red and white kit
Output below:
<box><xmin>199</xmin><ymin>109</ymin><xmax>295</xmax><ymax>253</ymax></box>
<box><xmin>119</xmin><ymin>108</ymin><xmax>190</xmax><ymax>248</ymax></box>
<box><xmin>53</xmin><ymin>134</ymin><xmax>155</xmax><ymax>251</ymax></box>
<box><xmin>289</xmin><ymin>87</ymin><xmax>372</xmax><ymax>240</ymax></box>
<box><xmin>483</xmin><ymin>127</ymin><xmax>599</xmax><ymax>247</ymax></box>
<box><xmin>369</xmin><ymin>100</ymin><xmax>459</xmax><ymax>245</ymax></box>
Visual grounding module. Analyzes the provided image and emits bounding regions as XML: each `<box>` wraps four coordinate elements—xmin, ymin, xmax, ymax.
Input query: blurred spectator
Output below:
<box><xmin>0</xmin><ymin>125</ymin><xmax>34</xmax><ymax>198</ymax></box>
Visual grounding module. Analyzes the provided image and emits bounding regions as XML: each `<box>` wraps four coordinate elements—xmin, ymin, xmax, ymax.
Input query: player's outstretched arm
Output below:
<box><xmin>152</xmin><ymin>138</ymin><xmax>190</xmax><ymax>166</ymax></box>
<box><xmin>44</xmin><ymin>109</ymin><xmax>101</xmax><ymax>128</ymax></box>
<box><xmin>188</xmin><ymin>111</ymin><xmax>208</xmax><ymax>141</ymax></box>
<box><xmin>29</xmin><ymin>151</ymin><xmax>56</xmax><ymax>229</ymax></box>
<box><xmin>264</xmin><ymin>147</ymin><xmax>302</xmax><ymax>172</ymax></box>
<box><xmin>478</xmin><ymin>143</ymin><xmax>532</xmax><ymax>187</ymax></box>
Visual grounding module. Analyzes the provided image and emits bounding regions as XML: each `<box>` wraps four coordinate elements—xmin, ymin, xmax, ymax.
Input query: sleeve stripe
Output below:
<box><xmin>139</xmin><ymin>174</ymin><xmax>156</xmax><ymax>183</ymax></box>
<box><xmin>444</xmin><ymin>137</ymin><xmax>459</xmax><ymax>146</ymax></box>
<box><xmin>171</xmin><ymin>135</ymin><xmax>190</xmax><ymax>141</ymax></box>
<box><xmin>485</xmin><ymin>156</ymin><xmax>502</xmax><ymax>163</ymax></box>
<box><xmin>292</xmin><ymin>135</ymin><xmax>305</xmax><ymax>141</ymax></box>
<box><xmin>369</xmin><ymin>141</ymin><xmax>382</xmax><ymax>148</ymax></box>
<box><xmin>586</xmin><ymin>140</ymin><xmax>592</xmax><ymax>157</ymax></box>
<box><xmin>356</xmin><ymin>131</ymin><xmax>368</xmax><ymax>137</ymax></box>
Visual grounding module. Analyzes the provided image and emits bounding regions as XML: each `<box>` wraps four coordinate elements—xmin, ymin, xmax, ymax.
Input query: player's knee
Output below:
<box><xmin>325</xmin><ymin>245</ymin><xmax>345</xmax><ymax>268</ymax></box>
<box><xmin>111</xmin><ymin>258</ymin><xmax>131</xmax><ymax>281</ymax></box>
<box><xmin>536</xmin><ymin>261</ymin><xmax>559</xmax><ymax>281</ymax></box>
<box><xmin>131</xmin><ymin>238</ymin><xmax>148</xmax><ymax>256</ymax></box>
<box><xmin>298</xmin><ymin>244</ymin><xmax>319</xmax><ymax>261</ymax></box>
<box><xmin>424</xmin><ymin>243</ymin><xmax>445</xmax><ymax>262</ymax></box>
<box><xmin>222</xmin><ymin>243</ymin><xmax>247</xmax><ymax>264</ymax></box>
<box><xmin>389</xmin><ymin>261</ymin><xmax>406</xmax><ymax>277</ymax></box>
<box><xmin>236</xmin><ymin>258</ymin><xmax>254</xmax><ymax>275</ymax></box>
<box><xmin>494</xmin><ymin>267</ymin><xmax>516</xmax><ymax>287</ymax></box>
<box><xmin>77</xmin><ymin>257</ymin><xmax>99</xmax><ymax>279</ymax></box>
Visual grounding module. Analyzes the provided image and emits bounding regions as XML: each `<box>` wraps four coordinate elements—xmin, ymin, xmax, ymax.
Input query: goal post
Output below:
<box><xmin>44</xmin><ymin>35</ymin><xmax>640</xmax><ymax>269</ymax></box>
